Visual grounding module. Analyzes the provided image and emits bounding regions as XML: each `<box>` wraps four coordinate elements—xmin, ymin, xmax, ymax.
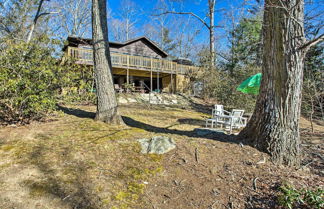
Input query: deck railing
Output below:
<box><xmin>66</xmin><ymin>46</ymin><xmax>198</xmax><ymax>74</ymax></box>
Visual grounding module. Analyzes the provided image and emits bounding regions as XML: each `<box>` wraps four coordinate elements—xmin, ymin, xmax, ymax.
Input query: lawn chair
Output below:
<box><xmin>216</xmin><ymin>109</ymin><xmax>247</xmax><ymax>134</ymax></box>
<box><xmin>212</xmin><ymin>104</ymin><xmax>230</xmax><ymax>118</ymax></box>
<box><xmin>206</xmin><ymin>105</ymin><xmax>230</xmax><ymax>129</ymax></box>
<box><xmin>114</xmin><ymin>84</ymin><xmax>124</xmax><ymax>93</ymax></box>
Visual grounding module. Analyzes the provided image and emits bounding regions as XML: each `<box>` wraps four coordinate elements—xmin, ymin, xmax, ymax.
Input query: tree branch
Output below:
<box><xmin>154</xmin><ymin>11</ymin><xmax>211</xmax><ymax>30</ymax></box>
<box><xmin>299</xmin><ymin>34</ymin><xmax>324</xmax><ymax>52</ymax></box>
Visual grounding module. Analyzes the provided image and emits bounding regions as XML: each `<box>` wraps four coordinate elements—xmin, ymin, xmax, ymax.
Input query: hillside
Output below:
<box><xmin>0</xmin><ymin>102</ymin><xmax>323</xmax><ymax>209</ymax></box>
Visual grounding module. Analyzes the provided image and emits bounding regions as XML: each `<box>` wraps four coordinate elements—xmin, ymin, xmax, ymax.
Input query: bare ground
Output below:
<box><xmin>0</xmin><ymin>102</ymin><xmax>323</xmax><ymax>209</ymax></box>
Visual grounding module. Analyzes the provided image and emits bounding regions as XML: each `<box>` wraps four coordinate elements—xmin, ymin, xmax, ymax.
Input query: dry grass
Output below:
<box><xmin>0</xmin><ymin>103</ymin><xmax>322</xmax><ymax>209</ymax></box>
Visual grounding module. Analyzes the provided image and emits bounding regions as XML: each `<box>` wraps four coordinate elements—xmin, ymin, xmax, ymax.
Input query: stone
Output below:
<box><xmin>127</xmin><ymin>98</ymin><xmax>137</xmax><ymax>103</ymax></box>
<box><xmin>138</xmin><ymin>136</ymin><xmax>176</xmax><ymax>154</ymax></box>
<box><xmin>118</xmin><ymin>97</ymin><xmax>128</xmax><ymax>104</ymax></box>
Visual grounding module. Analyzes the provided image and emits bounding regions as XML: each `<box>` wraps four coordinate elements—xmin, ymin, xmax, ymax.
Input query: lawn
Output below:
<box><xmin>0</xmin><ymin>103</ymin><xmax>323</xmax><ymax>209</ymax></box>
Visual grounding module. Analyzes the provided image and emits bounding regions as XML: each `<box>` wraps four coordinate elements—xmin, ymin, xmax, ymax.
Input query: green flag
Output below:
<box><xmin>237</xmin><ymin>73</ymin><xmax>262</xmax><ymax>95</ymax></box>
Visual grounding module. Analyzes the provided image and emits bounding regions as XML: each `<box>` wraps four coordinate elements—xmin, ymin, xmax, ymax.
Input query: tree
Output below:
<box><xmin>27</xmin><ymin>0</ymin><xmax>58</xmax><ymax>43</ymax></box>
<box><xmin>109</xmin><ymin>0</ymin><xmax>140</xmax><ymax>42</ymax></box>
<box><xmin>239</xmin><ymin>0</ymin><xmax>323</xmax><ymax>166</ymax></box>
<box><xmin>92</xmin><ymin>0</ymin><xmax>123</xmax><ymax>124</ymax></box>
<box><xmin>156</xmin><ymin>0</ymin><xmax>219</xmax><ymax>66</ymax></box>
<box><xmin>52</xmin><ymin>0</ymin><xmax>92</xmax><ymax>38</ymax></box>
<box><xmin>224</xmin><ymin>14</ymin><xmax>262</xmax><ymax>75</ymax></box>
<box><xmin>0</xmin><ymin>0</ymin><xmax>37</xmax><ymax>41</ymax></box>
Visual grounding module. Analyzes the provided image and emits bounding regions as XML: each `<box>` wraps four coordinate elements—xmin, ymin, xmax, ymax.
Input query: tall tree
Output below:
<box><xmin>92</xmin><ymin>0</ymin><xmax>123</xmax><ymax>124</ymax></box>
<box><xmin>27</xmin><ymin>0</ymin><xmax>57</xmax><ymax>43</ymax></box>
<box><xmin>226</xmin><ymin>14</ymin><xmax>262</xmax><ymax>74</ymax></box>
<box><xmin>239</xmin><ymin>0</ymin><xmax>323</xmax><ymax>166</ymax></box>
<box><xmin>156</xmin><ymin>0</ymin><xmax>219</xmax><ymax>66</ymax></box>
<box><xmin>52</xmin><ymin>0</ymin><xmax>92</xmax><ymax>38</ymax></box>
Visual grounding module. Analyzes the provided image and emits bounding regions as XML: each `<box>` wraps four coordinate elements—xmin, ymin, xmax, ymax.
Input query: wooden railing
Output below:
<box><xmin>66</xmin><ymin>46</ymin><xmax>198</xmax><ymax>74</ymax></box>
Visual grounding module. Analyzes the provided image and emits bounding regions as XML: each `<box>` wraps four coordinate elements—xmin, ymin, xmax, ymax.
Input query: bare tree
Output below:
<box><xmin>27</xmin><ymin>0</ymin><xmax>58</xmax><ymax>43</ymax></box>
<box><xmin>239</xmin><ymin>0</ymin><xmax>323</xmax><ymax>166</ymax></box>
<box><xmin>156</xmin><ymin>0</ymin><xmax>220</xmax><ymax>66</ymax></box>
<box><xmin>54</xmin><ymin>0</ymin><xmax>92</xmax><ymax>37</ymax></box>
<box><xmin>92</xmin><ymin>0</ymin><xmax>123</xmax><ymax>124</ymax></box>
<box><xmin>109</xmin><ymin>0</ymin><xmax>140</xmax><ymax>42</ymax></box>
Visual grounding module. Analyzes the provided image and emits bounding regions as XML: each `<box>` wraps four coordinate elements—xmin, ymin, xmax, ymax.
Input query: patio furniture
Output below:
<box><xmin>114</xmin><ymin>84</ymin><xmax>124</xmax><ymax>93</ymax></box>
<box><xmin>216</xmin><ymin>109</ymin><xmax>247</xmax><ymax>134</ymax></box>
<box><xmin>206</xmin><ymin>105</ymin><xmax>230</xmax><ymax>128</ymax></box>
<box><xmin>212</xmin><ymin>104</ymin><xmax>230</xmax><ymax>118</ymax></box>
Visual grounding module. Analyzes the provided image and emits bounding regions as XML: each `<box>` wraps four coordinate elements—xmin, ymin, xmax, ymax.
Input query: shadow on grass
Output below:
<box><xmin>26</xmin><ymin>140</ymin><xmax>102</xmax><ymax>209</ymax></box>
<box><xmin>122</xmin><ymin>116</ymin><xmax>240</xmax><ymax>145</ymax></box>
<box><xmin>55</xmin><ymin>105</ymin><xmax>240</xmax><ymax>145</ymax></box>
<box><xmin>57</xmin><ymin>104</ymin><xmax>95</xmax><ymax>119</ymax></box>
<box><xmin>177</xmin><ymin>118</ymin><xmax>206</xmax><ymax>126</ymax></box>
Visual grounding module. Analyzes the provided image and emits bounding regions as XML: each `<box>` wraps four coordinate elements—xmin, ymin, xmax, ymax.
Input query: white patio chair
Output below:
<box><xmin>216</xmin><ymin>109</ymin><xmax>247</xmax><ymax>134</ymax></box>
<box><xmin>211</xmin><ymin>104</ymin><xmax>230</xmax><ymax>118</ymax></box>
<box><xmin>206</xmin><ymin>105</ymin><xmax>229</xmax><ymax>129</ymax></box>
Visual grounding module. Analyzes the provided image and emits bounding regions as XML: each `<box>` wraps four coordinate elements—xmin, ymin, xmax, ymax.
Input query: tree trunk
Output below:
<box><xmin>27</xmin><ymin>0</ymin><xmax>45</xmax><ymax>43</ymax></box>
<box><xmin>239</xmin><ymin>0</ymin><xmax>305</xmax><ymax>166</ymax></box>
<box><xmin>92</xmin><ymin>0</ymin><xmax>124</xmax><ymax>124</ymax></box>
<box><xmin>209</xmin><ymin>0</ymin><xmax>216</xmax><ymax>67</ymax></box>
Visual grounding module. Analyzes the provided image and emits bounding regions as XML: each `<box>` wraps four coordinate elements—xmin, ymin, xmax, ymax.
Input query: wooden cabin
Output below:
<box><xmin>63</xmin><ymin>36</ymin><xmax>198</xmax><ymax>93</ymax></box>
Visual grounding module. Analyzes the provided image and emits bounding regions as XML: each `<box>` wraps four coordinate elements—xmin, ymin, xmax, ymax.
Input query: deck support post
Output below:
<box><xmin>150</xmin><ymin>58</ymin><xmax>153</xmax><ymax>93</ymax></box>
<box><xmin>170</xmin><ymin>73</ymin><xmax>173</xmax><ymax>94</ymax></box>
<box><xmin>126</xmin><ymin>55</ymin><xmax>129</xmax><ymax>85</ymax></box>
<box><xmin>157</xmin><ymin>72</ymin><xmax>159</xmax><ymax>93</ymax></box>
<box><xmin>126</xmin><ymin>69</ymin><xmax>129</xmax><ymax>84</ymax></box>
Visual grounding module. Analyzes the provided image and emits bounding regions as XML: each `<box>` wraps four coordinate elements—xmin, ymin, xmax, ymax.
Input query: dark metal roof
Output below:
<box><xmin>64</xmin><ymin>36</ymin><xmax>168</xmax><ymax>58</ymax></box>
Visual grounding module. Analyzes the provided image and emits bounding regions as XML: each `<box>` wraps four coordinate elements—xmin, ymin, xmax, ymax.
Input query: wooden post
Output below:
<box><xmin>126</xmin><ymin>55</ymin><xmax>129</xmax><ymax>85</ymax></box>
<box><xmin>170</xmin><ymin>73</ymin><xmax>173</xmax><ymax>94</ymax></box>
<box><xmin>150</xmin><ymin>58</ymin><xmax>153</xmax><ymax>92</ymax></box>
<box><xmin>157</xmin><ymin>72</ymin><xmax>159</xmax><ymax>93</ymax></box>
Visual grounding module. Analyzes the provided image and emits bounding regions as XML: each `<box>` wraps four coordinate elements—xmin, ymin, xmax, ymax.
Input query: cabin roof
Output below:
<box><xmin>64</xmin><ymin>36</ymin><xmax>168</xmax><ymax>58</ymax></box>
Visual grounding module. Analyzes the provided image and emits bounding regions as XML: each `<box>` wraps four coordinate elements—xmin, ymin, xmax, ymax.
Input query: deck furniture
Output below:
<box><xmin>206</xmin><ymin>104</ymin><xmax>229</xmax><ymax>129</ymax></box>
<box><xmin>206</xmin><ymin>108</ymin><xmax>247</xmax><ymax>134</ymax></box>
<box><xmin>114</xmin><ymin>84</ymin><xmax>124</xmax><ymax>93</ymax></box>
<box><xmin>216</xmin><ymin>109</ymin><xmax>247</xmax><ymax>134</ymax></box>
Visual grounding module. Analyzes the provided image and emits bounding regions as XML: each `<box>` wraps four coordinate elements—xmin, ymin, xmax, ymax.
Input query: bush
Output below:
<box><xmin>278</xmin><ymin>183</ymin><xmax>323</xmax><ymax>209</ymax></box>
<box><xmin>56</xmin><ymin>61</ymin><xmax>96</xmax><ymax>105</ymax></box>
<box><xmin>197</xmin><ymin>65</ymin><xmax>260</xmax><ymax>113</ymax></box>
<box><xmin>0</xmin><ymin>40</ymin><xmax>62</xmax><ymax>124</ymax></box>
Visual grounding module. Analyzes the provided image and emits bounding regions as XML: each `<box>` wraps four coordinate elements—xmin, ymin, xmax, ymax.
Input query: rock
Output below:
<box><xmin>138</xmin><ymin>136</ymin><xmax>176</xmax><ymax>154</ymax></box>
<box><xmin>127</xmin><ymin>98</ymin><xmax>137</xmax><ymax>103</ymax></box>
<box><xmin>118</xmin><ymin>97</ymin><xmax>128</xmax><ymax>104</ymax></box>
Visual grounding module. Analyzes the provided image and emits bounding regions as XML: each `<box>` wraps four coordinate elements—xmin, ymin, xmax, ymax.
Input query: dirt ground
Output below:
<box><xmin>0</xmin><ymin>102</ymin><xmax>323</xmax><ymax>209</ymax></box>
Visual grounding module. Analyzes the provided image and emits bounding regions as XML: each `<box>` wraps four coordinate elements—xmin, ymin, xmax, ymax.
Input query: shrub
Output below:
<box><xmin>197</xmin><ymin>65</ymin><xmax>259</xmax><ymax>113</ymax></box>
<box><xmin>278</xmin><ymin>183</ymin><xmax>323</xmax><ymax>209</ymax></box>
<box><xmin>0</xmin><ymin>40</ymin><xmax>61</xmax><ymax>124</ymax></box>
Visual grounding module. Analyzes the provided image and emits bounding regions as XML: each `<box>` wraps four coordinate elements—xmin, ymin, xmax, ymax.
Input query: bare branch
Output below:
<box><xmin>154</xmin><ymin>11</ymin><xmax>211</xmax><ymax>30</ymax></box>
<box><xmin>299</xmin><ymin>34</ymin><xmax>324</xmax><ymax>52</ymax></box>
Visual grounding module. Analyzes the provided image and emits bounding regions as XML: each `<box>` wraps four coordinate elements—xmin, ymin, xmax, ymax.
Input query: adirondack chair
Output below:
<box><xmin>206</xmin><ymin>105</ymin><xmax>230</xmax><ymax>129</ymax></box>
<box><xmin>212</xmin><ymin>104</ymin><xmax>230</xmax><ymax>118</ymax></box>
<box><xmin>216</xmin><ymin>109</ymin><xmax>247</xmax><ymax>134</ymax></box>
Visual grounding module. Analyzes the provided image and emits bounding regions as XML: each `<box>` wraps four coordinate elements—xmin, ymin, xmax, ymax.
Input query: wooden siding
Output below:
<box><xmin>78</xmin><ymin>39</ymin><xmax>163</xmax><ymax>58</ymax></box>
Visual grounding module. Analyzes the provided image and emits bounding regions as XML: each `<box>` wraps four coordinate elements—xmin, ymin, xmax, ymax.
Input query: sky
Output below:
<box><xmin>105</xmin><ymin>0</ymin><xmax>323</xmax><ymax>61</ymax></box>
<box><xmin>106</xmin><ymin>0</ymin><xmax>261</xmax><ymax>57</ymax></box>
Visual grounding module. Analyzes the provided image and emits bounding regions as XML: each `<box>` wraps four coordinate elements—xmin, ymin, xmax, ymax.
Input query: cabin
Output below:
<box><xmin>63</xmin><ymin>36</ymin><xmax>198</xmax><ymax>93</ymax></box>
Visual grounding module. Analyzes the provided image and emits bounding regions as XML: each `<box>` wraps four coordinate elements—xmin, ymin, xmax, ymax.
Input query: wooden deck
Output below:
<box><xmin>67</xmin><ymin>47</ymin><xmax>198</xmax><ymax>75</ymax></box>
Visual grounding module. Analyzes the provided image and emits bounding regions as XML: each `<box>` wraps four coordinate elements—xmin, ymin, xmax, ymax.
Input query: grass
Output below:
<box><xmin>1</xmin><ymin>103</ymin><xmax>321</xmax><ymax>209</ymax></box>
<box><xmin>0</xmin><ymin>103</ymin><xmax>207</xmax><ymax>209</ymax></box>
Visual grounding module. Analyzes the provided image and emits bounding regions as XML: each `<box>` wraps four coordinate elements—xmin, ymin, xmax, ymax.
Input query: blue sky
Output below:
<box><xmin>107</xmin><ymin>0</ymin><xmax>259</xmax><ymax>51</ymax></box>
<box><xmin>106</xmin><ymin>0</ymin><xmax>323</xmax><ymax>59</ymax></box>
